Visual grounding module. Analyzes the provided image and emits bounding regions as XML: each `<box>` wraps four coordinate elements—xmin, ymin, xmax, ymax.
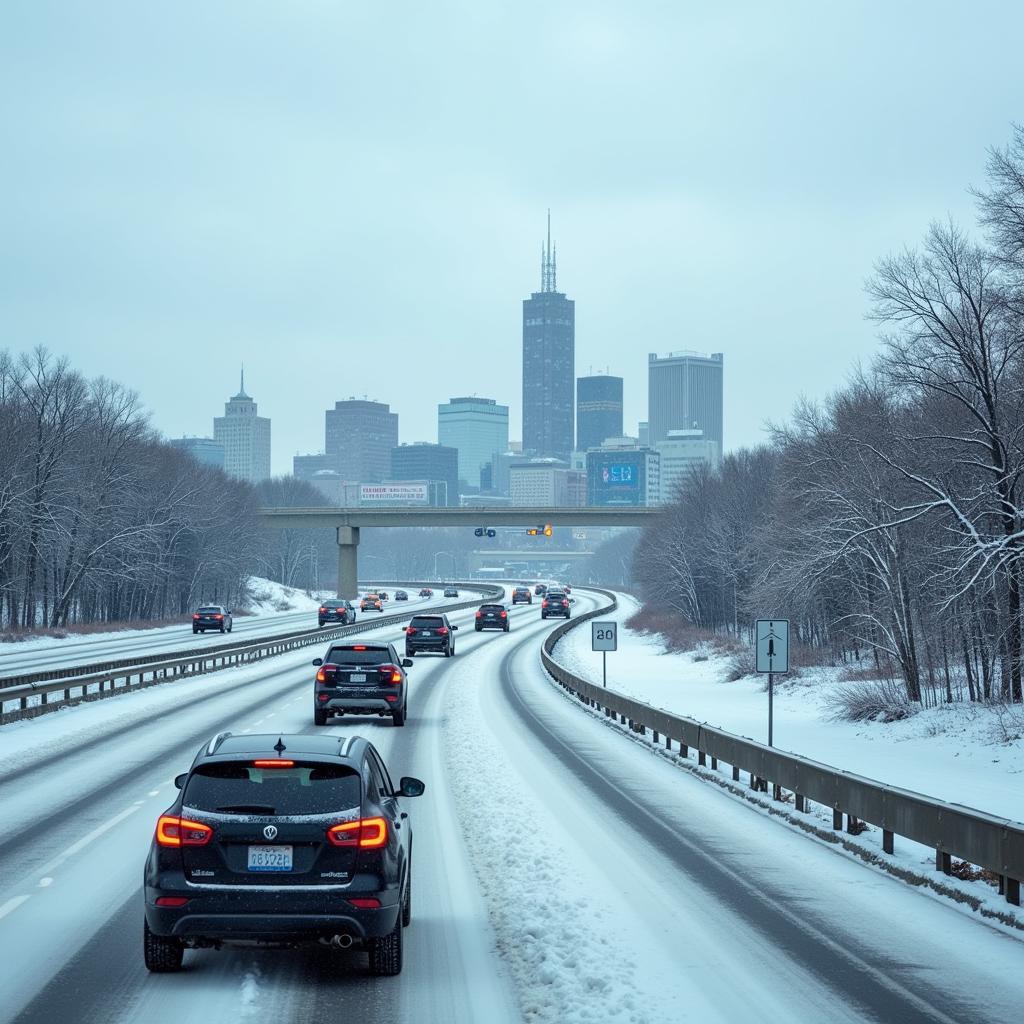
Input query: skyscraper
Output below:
<box><xmin>168</xmin><ymin>436</ymin><xmax>225</xmax><ymax>469</ymax></box>
<box><xmin>522</xmin><ymin>213</ymin><xmax>574</xmax><ymax>460</ymax></box>
<box><xmin>438</xmin><ymin>396</ymin><xmax>509</xmax><ymax>490</ymax></box>
<box><xmin>576</xmin><ymin>375</ymin><xmax>624</xmax><ymax>451</ymax></box>
<box><xmin>324</xmin><ymin>399</ymin><xmax>399</xmax><ymax>483</ymax></box>
<box><xmin>648</xmin><ymin>351</ymin><xmax>724</xmax><ymax>448</ymax></box>
<box><xmin>390</xmin><ymin>443</ymin><xmax>459</xmax><ymax>506</ymax></box>
<box><xmin>213</xmin><ymin>371</ymin><xmax>271</xmax><ymax>482</ymax></box>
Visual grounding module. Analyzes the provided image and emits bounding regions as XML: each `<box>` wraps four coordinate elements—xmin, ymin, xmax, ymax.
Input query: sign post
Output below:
<box><xmin>591</xmin><ymin>621</ymin><xmax>618</xmax><ymax>687</ymax></box>
<box><xmin>755</xmin><ymin>619</ymin><xmax>789</xmax><ymax>747</ymax></box>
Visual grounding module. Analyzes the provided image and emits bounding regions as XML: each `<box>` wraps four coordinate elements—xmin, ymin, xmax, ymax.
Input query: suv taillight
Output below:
<box><xmin>319</xmin><ymin>606</ymin><xmax>327</xmax><ymax>613</ymax></box>
<box><xmin>156</xmin><ymin>815</ymin><xmax>213</xmax><ymax>847</ymax></box>
<box><xmin>437</xmin><ymin>626</ymin><xmax>449</xmax><ymax>635</ymax></box>
<box><xmin>316</xmin><ymin>666</ymin><xmax>336</xmax><ymax>683</ymax></box>
<box><xmin>542</xmin><ymin>600</ymin><xmax>549</xmax><ymax>607</ymax></box>
<box><xmin>501</xmin><ymin>610</ymin><xmax>507</xmax><ymax>617</ymax></box>
<box><xmin>406</xmin><ymin>627</ymin><xmax>417</xmax><ymax>635</ymax></box>
<box><xmin>475</xmin><ymin>611</ymin><xmax>482</xmax><ymax>618</ymax></box>
<box><xmin>192</xmin><ymin>614</ymin><xmax>199</xmax><ymax>619</ymax></box>
<box><xmin>327</xmin><ymin>817</ymin><xmax>388</xmax><ymax>848</ymax></box>
<box><xmin>379</xmin><ymin>664</ymin><xmax>403</xmax><ymax>684</ymax></box>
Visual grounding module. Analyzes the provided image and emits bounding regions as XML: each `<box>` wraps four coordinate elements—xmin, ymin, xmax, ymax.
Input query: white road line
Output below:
<box><xmin>0</xmin><ymin>895</ymin><xmax>30</xmax><ymax>921</ymax></box>
<box><xmin>35</xmin><ymin>802</ymin><xmax>145</xmax><ymax>878</ymax></box>
<box><xmin>148</xmin><ymin>789</ymin><xmax>160</xmax><ymax>797</ymax></box>
<box><xmin>38</xmin><ymin>878</ymin><xmax>53</xmax><ymax>888</ymax></box>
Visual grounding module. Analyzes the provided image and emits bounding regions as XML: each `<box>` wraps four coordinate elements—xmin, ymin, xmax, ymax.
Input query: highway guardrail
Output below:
<box><xmin>541</xmin><ymin>588</ymin><xmax>1024</xmax><ymax>908</ymax></box>
<box><xmin>0</xmin><ymin>582</ymin><xmax>501</xmax><ymax>724</ymax></box>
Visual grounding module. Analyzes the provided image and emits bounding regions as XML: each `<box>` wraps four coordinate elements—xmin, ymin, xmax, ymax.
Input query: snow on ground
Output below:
<box><xmin>243</xmin><ymin>577</ymin><xmax>330</xmax><ymax>614</ymax></box>
<box><xmin>557</xmin><ymin>593</ymin><xmax>1024</xmax><ymax>823</ymax></box>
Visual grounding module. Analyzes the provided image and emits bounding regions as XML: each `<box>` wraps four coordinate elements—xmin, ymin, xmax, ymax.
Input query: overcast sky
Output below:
<box><xmin>3</xmin><ymin>1</ymin><xmax>1023</xmax><ymax>474</ymax></box>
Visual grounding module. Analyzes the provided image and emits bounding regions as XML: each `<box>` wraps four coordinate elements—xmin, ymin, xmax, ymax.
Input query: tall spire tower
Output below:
<box><xmin>523</xmin><ymin>211</ymin><xmax>575</xmax><ymax>459</ymax></box>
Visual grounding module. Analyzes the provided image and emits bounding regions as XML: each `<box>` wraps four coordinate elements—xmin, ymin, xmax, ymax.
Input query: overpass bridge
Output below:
<box><xmin>258</xmin><ymin>506</ymin><xmax>659</xmax><ymax>596</ymax></box>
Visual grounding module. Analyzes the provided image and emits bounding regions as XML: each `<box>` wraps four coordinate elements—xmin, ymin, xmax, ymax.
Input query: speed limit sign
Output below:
<box><xmin>591</xmin><ymin>621</ymin><xmax>617</xmax><ymax>652</ymax></box>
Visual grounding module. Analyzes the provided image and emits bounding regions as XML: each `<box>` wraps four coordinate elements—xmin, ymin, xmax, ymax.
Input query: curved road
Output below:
<box><xmin>1</xmin><ymin>589</ymin><xmax>1020</xmax><ymax>1023</ymax></box>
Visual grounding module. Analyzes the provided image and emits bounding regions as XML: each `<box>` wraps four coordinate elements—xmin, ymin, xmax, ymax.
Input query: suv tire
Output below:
<box><xmin>144</xmin><ymin>920</ymin><xmax>184</xmax><ymax>973</ymax></box>
<box><xmin>368</xmin><ymin>912</ymin><xmax>403</xmax><ymax>976</ymax></box>
<box><xmin>314</xmin><ymin>708</ymin><xmax>329</xmax><ymax>726</ymax></box>
<box><xmin>392</xmin><ymin>704</ymin><xmax>406</xmax><ymax>727</ymax></box>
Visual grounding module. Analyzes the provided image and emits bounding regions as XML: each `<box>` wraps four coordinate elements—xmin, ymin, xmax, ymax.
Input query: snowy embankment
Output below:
<box><xmin>557</xmin><ymin>594</ymin><xmax>1024</xmax><ymax>824</ymax></box>
<box><xmin>0</xmin><ymin>578</ymin><xmax>329</xmax><ymax>663</ymax></box>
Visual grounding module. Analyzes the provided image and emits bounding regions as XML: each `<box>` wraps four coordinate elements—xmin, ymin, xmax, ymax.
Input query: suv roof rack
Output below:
<box><xmin>206</xmin><ymin>731</ymin><xmax>232</xmax><ymax>755</ymax></box>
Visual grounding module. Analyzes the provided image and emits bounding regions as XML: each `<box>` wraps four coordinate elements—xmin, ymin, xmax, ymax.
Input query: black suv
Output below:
<box><xmin>318</xmin><ymin>600</ymin><xmax>357</xmax><ymax>627</ymax></box>
<box><xmin>143</xmin><ymin>732</ymin><xmax>424</xmax><ymax>976</ymax></box>
<box><xmin>394</xmin><ymin>590</ymin><xmax>408</xmax><ymax>601</ymax></box>
<box><xmin>541</xmin><ymin>590</ymin><xmax>571</xmax><ymax>619</ymax></box>
<box><xmin>511</xmin><ymin>586</ymin><xmax>532</xmax><ymax>605</ymax></box>
<box><xmin>405</xmin><ymin>614</ymin><xmax>458</xmax><ymax>657</ymax></box>
<box><xmin>312</xmin><ymin>642</ymin><xmax>413</xmax><ymax>727</ymax></box>
<box><xmin>475</xmin><ymin>603</ymin><xmax>509</xmax><ymax>632</ymax></box>
<box><xmin>193</xmin><ymin>605</ymin><xmax>233</xmax><ymax>634</ymax></box>
<box><xmin>443</xmin><ymin>586</ymin><xmax>459</xmax><ymax>598</ymax></box>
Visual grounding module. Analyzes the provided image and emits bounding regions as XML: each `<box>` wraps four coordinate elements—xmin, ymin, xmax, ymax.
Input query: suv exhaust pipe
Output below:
<box><xmin>330</xmin><ymin>933</ymin><xmax>354</xmax><ymax>949</ymax></box>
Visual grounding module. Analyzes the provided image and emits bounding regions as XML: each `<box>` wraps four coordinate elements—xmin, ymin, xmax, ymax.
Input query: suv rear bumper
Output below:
<box><xmin>145</xmin><ymin>884</ymin><xmax>400</xmax><ymax>941</ymax></box>
<box><xmin>319</xmin><ymin>693</ymin><xmax>400</xmax><ymax>714</ymax></box>
<box><xmin>405</xmin><ymin>639</ymin><xmax>448</xmax><ymax>653</ymax></box>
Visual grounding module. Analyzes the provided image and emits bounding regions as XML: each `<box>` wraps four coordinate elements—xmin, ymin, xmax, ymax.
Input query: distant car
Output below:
<box><xmin>361</xmin><ymin>594</ymin><xmax>383</xmax><ymax>612</ymax></box>
<box><xmin>534</xmin><ymin>584</ymin><xmax>547</xmax><ymax>596</ymax></box>
<box><xmin>541</xmin><ymin>590</ymin><xmax>571</xmax><ymax>619</ymax></box>
<box><xmin>443</xmin><ymin>587</ymin><xmax>459</xmax><ymax>598</ymax></box>
<box><xmin>143</xmin><ymin>731</ymin><xmax>423</xmax><ymax>975</ymax></box>
<box><xmin>405</xmin><ymin>614</ymin><xmax>458</xmax><ymax>657</ymax></box>
<box><xmin>563</xmin><ymin>584</ymin><xmax>572</xmax><ymax>594</ymax></box>
<box><xmin>511</xmin><ymin>586</ymin><xmax>532</xmax><ymax>605</ymax></box>
<box><xmin>418</xmin><ymin>588</ymin><xmax>433</xmax><ymax>598</ymax></box>
<box><xmin>312</xmin><ymin>641</ymin><xmax>413</xmax><ymax>727</ymax></box>
<box><xmin>395</xmin><ymin>590</ymin><xmax>409</xmax><ymax>601</ymax></box>
<box><xmin>193</xmin><ymin>605</ymin><xmax>233</xmax><ymax>634</ymax></box>
<box><xmin>318</xmin><ymin>599</ymin><xmax>357</xmax><ymax>627</ymax></box>
<box><xmin>378</xmin><ymin>591</ymin><xmax>389</xmax><ymax>601</ymax></box>
<box><xmin>475</xmin><ymin>603</ymin><xmax>509</xmax><ymax>632</ymax></box>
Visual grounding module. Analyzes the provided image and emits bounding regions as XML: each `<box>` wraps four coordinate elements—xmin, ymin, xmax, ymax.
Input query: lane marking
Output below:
<box><xmin>35</xmin><ymin>802</ymin><xmax>145</xmax><ymax>878</ymax></box>
<box><xmin>148</xmin><ymin>789</ymin><xmax>160</xmax><ymax>797</ymax></box>
<box><xmin>38</xmin><ymin>878</ymin><xmax>53</xmax><ymax>888</ymax></box>
<box><xmin>0</xmin><ymin>895</ymin><xmax>30</xmax><ymax>920</ymax></box>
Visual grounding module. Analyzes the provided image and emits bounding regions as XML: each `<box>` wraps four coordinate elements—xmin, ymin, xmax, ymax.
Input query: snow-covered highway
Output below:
<box><xmin>1</xmin><ymin>588</ymin><xmax>1021</xmax><ymax>1024</ymax></box>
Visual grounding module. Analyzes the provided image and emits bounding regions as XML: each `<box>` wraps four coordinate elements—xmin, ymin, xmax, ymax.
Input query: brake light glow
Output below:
<box><xmin>542</xmin><ymin>600</ymin><xmax>549</xmax><ymax>608</ymax></box>
<box><xmin>319</xmin><ymin>606</ymin><xmax>327</xmax><ymax>613</ymax></box>
<box><xmin>192</xmin><ymin>614</ymin><xmax>199</xmax><ymax>620</ymax></box>
<box><xmin>316</xmin><ymin>666</ymin><xmax>336</xmax><ymax>683</ymax></box>
<box><xmin>156</xmin><ymin>897</ymin><xmax>190</xmax><ymax>907</ymax></box>
<box><xmin>500</xmin><ymin>610</ymin><xmax>507</xmax><ymax>617</ymax></box>
<box><xmin>405</xmin><ymin>627</ymin><xmax>417</xmax><ymax>635</ymax></box>
<box><xmin>156</xmin><ymin>815</ymin><xmax>213</xmax><ymax>847</ymax></box>
<box><xmin>253</xmin><ymin>760</ymin><xmax>295</xmax><ymax>768</ymax></box>
<box><xmin>353</xmin><ymin>645</ymin><xmax>367</xmax><ymax>651</ymax></box>
<box><xmin>475</xmin><ymin>611</ymin><xmax>482</xmax><ymax>618</ymax></box>
<box><xmin>348</xmin><ymin>897</ymin><xmax>381</xmax><ymax>909</ymax></box>
<box><xmin>437</xmin><ymin>626</ymin><xmax>449</xmax><ymax>635</ymax></box>
<box><xmin>327</xmin><ymin>817</ymin><xmax>389</xmax><ymax>848</ymax></box>
<box><xmin>214</xmin><ymin>614</ymin><xmax>223</xmax><ymax>620</ymax></box>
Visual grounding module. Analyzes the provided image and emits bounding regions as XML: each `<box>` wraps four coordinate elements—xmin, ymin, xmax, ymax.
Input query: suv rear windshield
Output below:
<box><xmin>546</xmin><ymin>591</ymin><xmax>566</xmax><ymax>599</ymax></box>
<box><xmin>183</xmin><ymin>762</ymin><xmax>360</xmax><ymax>815</ymax></box>
<box><xmin>326</xmin><ymin>646</ymin><xmax>391</xmax><ymax>665</ymax></box>
<box><xmin>480</xmin><ymin>604</ymin><xmax>505</xmax><ymax>612</ymax></box>
<box><xmin>410</xmin><ymin>616</ymin><xmax>445</xmax><ymax>628</ymax></box>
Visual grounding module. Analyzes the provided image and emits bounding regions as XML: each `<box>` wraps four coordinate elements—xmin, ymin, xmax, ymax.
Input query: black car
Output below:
<box><xmin>193</xmin><ymin>605</ymin><xmax>233</xmax><ymax>634</ymax></box>
<box><xmin>534</xmin><ymin>584</ymin><xmax>547</xmax><ymax>596</ymax></box>
<box><xmin>405</xmin><ymin>614</ymin><xmax>458</xmax><ymax>657</ymax></box>
<box><xmin>318</xmin><ymin>600</ymin><xmax>357</xmax><ymax>628</ymax></box>
<box><xmin>312</xmin><ymin>642</ymin><xmax>413</xmax><ymax>727</ymax></box>
<box><xmin>394</xmin><ymin>590</ymin><xmax>409</xmax><ymax>601</ymax></box>
<box><xmin>511</xmin><ymin>586</ymin><xmax>532</xmax><ymax>605</ymax></box>
<box><xmin>541</xmin><ymin>590</ymin><xmax>571</xmax><ymax>619</ymax></box>
<box><xmin>143</xmin><ymin>732</ymin><xmax>424</xmax><ymax>976</ymax></box>
<box><xmin>443</xmin><ymin>586</ymin><xmax>459</xmax><ymax>598</ymax></box>
<box><xmin>475</xmin><ymin>603</ymin><xmax>509</xmax><ymax>632</ymax></box>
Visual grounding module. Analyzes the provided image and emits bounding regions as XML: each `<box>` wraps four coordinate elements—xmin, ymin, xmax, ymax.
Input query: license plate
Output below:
<box><xmin>248</xmin><ymin>845</ymin><xmax>293</xmax><ymax>871</ymax></box>
<box><xmin>349</xmin><ymin>673</ymin><xmax>366</xmax><ymax>682</ymax></box>
<box><xmin>422</xmin><ymin>630</ymin><xmax>432</xmax><ymax>636</ymax></box>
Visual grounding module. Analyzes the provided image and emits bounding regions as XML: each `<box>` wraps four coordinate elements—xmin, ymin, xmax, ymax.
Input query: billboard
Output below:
<box><xmin>588</xmin><ymin>452</ymin><xmax>645</xmax><ymax>506</ymax></box>
<box><xmin>359</xmin><ymin>483</ymin><xmax>429</xmax><ymax>505</ymax></box>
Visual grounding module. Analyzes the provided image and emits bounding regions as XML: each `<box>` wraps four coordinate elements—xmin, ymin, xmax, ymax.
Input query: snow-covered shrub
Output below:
<box><xmin>824</xmin><ymin>680</ymin><xmax>915</xmax><ymax>722</ymax></box>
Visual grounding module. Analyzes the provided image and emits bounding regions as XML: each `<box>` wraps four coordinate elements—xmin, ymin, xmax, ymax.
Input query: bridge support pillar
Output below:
<box><xmin>337</xmin><ymin>526</ymin><xmax>360</xmax><ymax>598</ymax></box>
